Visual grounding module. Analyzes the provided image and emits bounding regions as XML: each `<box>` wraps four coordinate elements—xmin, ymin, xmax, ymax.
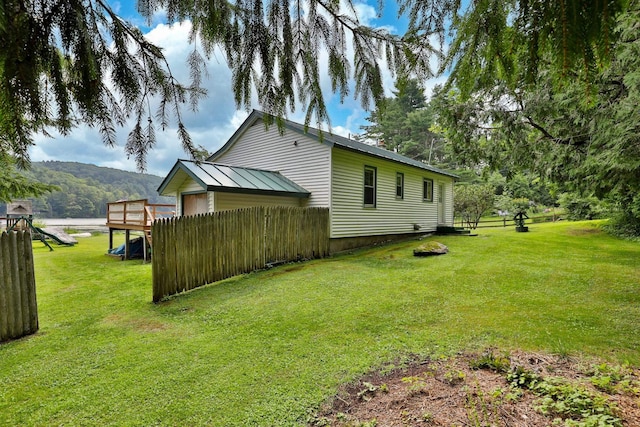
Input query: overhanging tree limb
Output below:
<box><xmin>0</xmin><ymin>0</ymin><xmax>628</xmax><ymax>174</ymax></box>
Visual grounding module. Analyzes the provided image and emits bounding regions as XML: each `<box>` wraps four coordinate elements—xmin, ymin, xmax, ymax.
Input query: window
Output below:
<box><xmin>364</xmin><ymin>166</ymin><xmax>377</xmax><ymax>207</ymax></box>
<box><xmin>396</xmin><ymin>173</ymin><xmax>404</xmax><ymax>199</ymax></box>
<box><xmin>423</xmin><ymin>178</ymin><xmax>433</xmax><ymax>202</ymax></box>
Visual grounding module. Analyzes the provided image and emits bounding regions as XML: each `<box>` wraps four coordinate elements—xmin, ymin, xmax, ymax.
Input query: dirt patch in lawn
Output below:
<box><xmin>102</xmin><ymin>314</ymin><xmax>168</xmax><ymax>332</ymax></box>
<box><xmin>566</xmin><ymin>226</ymin><xmax>602</xmax><ymax>236</ymax></box>
<box><xmin>312</xmin><ymin>350</ymin><xmax>640</xmax><ymax>426</ymax></box>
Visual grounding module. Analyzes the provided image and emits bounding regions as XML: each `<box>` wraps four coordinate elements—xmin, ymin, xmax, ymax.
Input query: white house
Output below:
<box><xmin>157</xmin><ymin>110</ymin><xmax>457</xmax><ymax>251</ymax></box>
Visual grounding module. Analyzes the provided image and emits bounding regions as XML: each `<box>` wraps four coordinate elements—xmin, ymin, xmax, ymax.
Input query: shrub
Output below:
<box><xmin>494</xmin><ymin>194</ymin><xmax>514</xmax><ymax>216</ymax></box>
<box><xmin>603</xmin><ymin>211</ymin><xmax>640</xmax><ymax>239</ymax></box>
<box><xmin>512</xmin><ymin>198</ymin><xmax>531</xmax><ymax>214</ymax></box>
<box><xmin>558</xmin><ymin>193</ymin><xmax>608</xmax><ymax>220</ymax></box>
<box><xmin>454</xmin><ymin>184</ymin><xmax>495</xmax><ymax>229</ymax></box>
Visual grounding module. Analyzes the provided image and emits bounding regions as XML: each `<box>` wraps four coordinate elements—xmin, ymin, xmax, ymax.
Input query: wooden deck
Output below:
<box><xmin>106</xmin><ymin>199</ymin><xmax>175</xmax><ymax>261</ymax></box>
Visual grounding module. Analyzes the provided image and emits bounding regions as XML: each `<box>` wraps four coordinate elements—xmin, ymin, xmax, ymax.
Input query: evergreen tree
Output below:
<box><xmin>359</xmin><ymin>78</ymin><xmax>426</xmax><ymax>150</ymax></box>
<box><xmin>1</xmin><ymin>0</ymin><xmax>625</xmax><ymax>173</ymax></box>
<box><xmin>433</xmin><ymin>1</ymin><xmax>640</xmax><ymax>230</ymax></box>
<box><xmin>359</xmin><ymin>78</ymin><xmax>451</xmax><ymax>164</ymax></box>
<box><xmin>0</xmin><ymin>154</ymin><xmax>57</xmax><ymax>202</ymax></box>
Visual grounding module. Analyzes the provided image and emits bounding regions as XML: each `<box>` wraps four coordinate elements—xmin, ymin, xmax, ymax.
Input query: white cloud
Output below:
<box><xmin>31</xmin><ymin>20</ymin><xmax>244</xmax><ymax>177</ymax></box>
<box><xmin>352</xmin><ymin>2</ymin><xmax>378</xmax><ymax>26</ymax></box>
<box><xmin>424</xmin><ymin>75</ymin><xmax>449</xmax><ymax>100</ymax></box>
<box><xmin>330</xmin><ymin>125</ymin><xmax>354</xmax><ymax>139</ymax></box>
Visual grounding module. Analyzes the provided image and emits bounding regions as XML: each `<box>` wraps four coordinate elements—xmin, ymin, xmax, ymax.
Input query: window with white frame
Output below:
<box><xmin>423</xmin><ymin>178</ymin><xmax>433</xmax><ymax>202</ymax></box>
<box><xmin>396</xmin><ymin>172</ymin><xmax>404</xmax><ymax>199</ymax></box>
<box><xmin>364</xmin><ymin>166</ymin><xmax>377</xmax><ymax>207</ymax></box>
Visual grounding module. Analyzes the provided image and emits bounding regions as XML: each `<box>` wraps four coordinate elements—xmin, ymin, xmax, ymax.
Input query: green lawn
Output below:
<box><xmin>1</xmin><ymin>221</ymin><xmax>639</xmax><ymax>426</ymax></box>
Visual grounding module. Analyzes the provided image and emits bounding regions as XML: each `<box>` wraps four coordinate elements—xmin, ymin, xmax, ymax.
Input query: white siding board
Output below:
<box><xmin>173</xmin><ymin>191</ymin><xmax>181</xmax><ymax>215</ymax></box>
<box><xmin>447</xmin><ymin>181</ymin><xmax>454</xmax><ymax>224</ymax></box>
<box><xmin>440</xmin><ymin>180</ymin><xmax>454</xmax><ymax>225</ymax></box>
<box><xmin>207</xmin><ymin>192</ymin><xmax>215</xmax><ymax>213</ymax></box>
<box><xmin>179</xmin><ymin>179</ymin><xmax>205</xmax><ymax>193</ymax></box>
<box><xmin>212</xmin><ymin>123</ymin><xmax>331</xmax><ymax>208</ymax></box>
<box><xmin>214</xmin><ymin>192</ymin><xmax>301</xmax><ymax>211</ymax></box>
<box><xmin>331</xmin><ymin>148</ymin><xmax>454</xmax><ymax>238</ymax></box>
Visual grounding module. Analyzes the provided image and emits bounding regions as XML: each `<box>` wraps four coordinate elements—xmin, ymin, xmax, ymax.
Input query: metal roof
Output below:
<box><xmin>209</xmin><ymin>110</ymin><xmax>459</xmax><ymax>179</ymax></box>
<box><xmin>157</xmin><ymin>160</ymin><xmax>310</xmax><ymax>198</ymax></box>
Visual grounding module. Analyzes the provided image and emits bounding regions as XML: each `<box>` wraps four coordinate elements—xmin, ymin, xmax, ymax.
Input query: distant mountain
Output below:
<box><xmin>14</xmin><ymin>161</ymin><xmax>174</xmax><ymax>218</ymax></box>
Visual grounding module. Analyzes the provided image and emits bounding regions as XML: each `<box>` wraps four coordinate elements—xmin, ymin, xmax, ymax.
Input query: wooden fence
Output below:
<box><xmin>456</xmin><ymin>213</ymin><xmax>561</xmax><ymax>229</ymax></box>
<box><xmin>152</xmin><ymin>206</ymin><xmax>330</xmax><ymax>302</ymax></box>
<box><xmin>0</xmin><ymin>231</ymin><xmax>38</xmax><ymax>342</ymax></box>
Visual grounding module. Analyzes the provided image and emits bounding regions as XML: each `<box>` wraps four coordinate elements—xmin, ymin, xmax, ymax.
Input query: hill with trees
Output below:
<box><xmin>7</xmin><ymin>162</ymin><xmax>174</xmax><ymax>218</ymax></box>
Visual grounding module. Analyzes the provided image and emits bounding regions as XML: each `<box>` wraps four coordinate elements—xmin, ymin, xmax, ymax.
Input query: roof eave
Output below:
<box><xmin>157</xmin><ymin>160</ymin><xmax>207</xmax><ymax>195</ymax></box>
<box><xmin>333</xmin><ymin>145</ymin><xmax>459</xmax><ymax>178</ymax></box>
<box><xmin>208</xmin><ymin>110</ymin><xmax>458</xmax><ymax>179</ymax></box>
<box><xmin>206</xmin><ymin>186</ymin><xmax>310</xmax><ymax>198</ymax></box>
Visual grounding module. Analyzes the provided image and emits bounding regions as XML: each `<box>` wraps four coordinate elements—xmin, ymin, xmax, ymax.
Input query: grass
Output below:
<box><xmin>1</xmin><ymin>221</ymin><xmax>639</xmax><ymax>426</ymax></box>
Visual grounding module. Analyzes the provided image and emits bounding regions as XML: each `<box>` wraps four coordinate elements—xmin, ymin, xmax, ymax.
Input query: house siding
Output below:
<box><xmin>214</xmin><ymin>192</ymin><xmax>301</xmax><ymax>211</ymax></box>
<box><xmin>163</xmin><ymin>113</ymin><xmax>457</xmax><ymax>242</ymax></box>
<box><xmin>212</xmin><ymin>123</ymin><xmax>331</xmax><ymax>208</ymax></box>
<box><xmin>437</xmin><ymin>179</ymin><xmax>455</xmax><ymax>225</ymax></box>
<box><xmin>331</xmin><ymin>147</ymin><xmax>454</xmax><ymax>238</ymax></box>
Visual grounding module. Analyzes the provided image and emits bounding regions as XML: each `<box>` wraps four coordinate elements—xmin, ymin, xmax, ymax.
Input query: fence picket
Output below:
<box><xmin>0</xmin><ymin>233</ymin><xmax>9</xmax><ymax>341</ymax></box>
<box><xmin>26</xmin><ymin>242</ymin><xmax>38</xmax><ymax>333</ymax></box>
<box><xmin>9</xmin><ymin>232</ymin><xmax>23</xmax><ymax>337</ymax></box>
<box><xmin>152</xmin><ymin>207</ymin><xmax>329</xmax><ymax>301</ymax></box>
<box><xmin>0</xmin><ymin>231</ymin><xmax>38</xmax><ymax>342</ymax></box>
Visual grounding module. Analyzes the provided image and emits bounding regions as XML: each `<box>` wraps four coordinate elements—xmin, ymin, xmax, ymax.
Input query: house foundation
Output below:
<box><xmin>329</xmin><ymin>232</ymin><xmax>431</xmax><ymax>253</ymax></box>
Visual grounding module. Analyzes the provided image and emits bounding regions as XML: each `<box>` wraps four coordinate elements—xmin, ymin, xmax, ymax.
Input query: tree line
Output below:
<box><xmin>3</xmin><ymin>162</ymin><xmax>173</xmax><ymax>218</ymax></box>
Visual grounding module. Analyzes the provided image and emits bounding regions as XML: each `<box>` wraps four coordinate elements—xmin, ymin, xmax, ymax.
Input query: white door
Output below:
<box><xmin>437</xmin><ymin>183</ymin><xmax>445</xmax><ymax>225</ymax></box>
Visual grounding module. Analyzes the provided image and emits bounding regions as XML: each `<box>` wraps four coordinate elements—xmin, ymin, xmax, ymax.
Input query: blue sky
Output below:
<box><xmin>30</xmin><ymin>1</ymin><xmax>448</xmax><ymax>177</ymax></box>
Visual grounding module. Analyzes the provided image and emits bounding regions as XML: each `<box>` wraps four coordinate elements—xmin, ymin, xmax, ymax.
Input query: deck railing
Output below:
<box><xmin>107</xmin><ymin>200</ymin><xmax>175</xmax><ymax>228</ymax></box>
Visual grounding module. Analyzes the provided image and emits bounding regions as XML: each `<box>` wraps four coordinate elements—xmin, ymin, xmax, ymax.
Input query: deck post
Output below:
<box><xmin>143</xmin><ymin>235</ymin><xmax>148</xmax><ymax>263</ymax></box>
<box><xmin>106</xmin><ymin>200</ymin><xmax>175</xmax><ymax>261</ymax></box>
<box><xmin>124</xmin><ymin>230</ymin><xmax>130</xmax><ymax>260</ymax></box>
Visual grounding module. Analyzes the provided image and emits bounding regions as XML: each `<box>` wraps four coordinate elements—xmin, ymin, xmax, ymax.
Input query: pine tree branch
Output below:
<box><xmin>524</xmin><ymin>115</ymin><xmax>589</xmax><ymax>148</ymax></box>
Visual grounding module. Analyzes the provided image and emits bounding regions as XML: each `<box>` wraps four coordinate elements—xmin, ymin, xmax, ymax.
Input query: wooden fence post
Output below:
<box><xmin>0</xmin><ymin>231</ymin><xmax>38</xmax><ymax>342</ymax></box>
<box><xmin>0</xmin><ymin>233</ymin><xmax>9</xmax><ymax>341</ymax></box>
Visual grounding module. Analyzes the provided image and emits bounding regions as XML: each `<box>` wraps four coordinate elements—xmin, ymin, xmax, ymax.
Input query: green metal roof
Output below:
<box><xmin>209</xmin><ymin>110</ymin><xmax>459</xmax><ymax>179</ymax></box>
<box><xmin>157</xmin><ymin>160</ymin><xmax>310</xmax><ymax>198</ymax></box>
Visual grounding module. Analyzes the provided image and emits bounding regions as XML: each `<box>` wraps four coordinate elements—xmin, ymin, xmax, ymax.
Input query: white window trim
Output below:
<box><xmin>423</xmin><ymin>178</ymin><xmax>434</xmax><ymax>202</ymax></box>
<box><xmin>396</xmin><ymin>172</ymin><xmax>404</xmax><ymax>199</ymax></box>
<box><xmin>364</xmin><ymin>166</ymin><xmax>377</xmax><ymax>208</ymax></box>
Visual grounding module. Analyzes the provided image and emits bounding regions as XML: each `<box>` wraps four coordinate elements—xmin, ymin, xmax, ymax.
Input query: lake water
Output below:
<box><xmin>40</xmin><ymin>218</ymin><xmax>108</xmax><ymax>232</ymax></box>
<box><xmin>39</xmin><ymin>218</ymin><xmax>105</xmax><ymax>226</ymax></box>
<box><xmin>1</xmin><ymin>217</ymin><xmax>109</xmax><ymax>232</ymax></box>
<box><xmin>42</xmin><ymin>218</ymin><xmax>109</xmax><ymax>232</ymax></box>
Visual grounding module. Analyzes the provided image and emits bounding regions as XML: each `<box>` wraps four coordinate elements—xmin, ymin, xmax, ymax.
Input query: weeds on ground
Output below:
<box><xmin>505</xmin><ymin>364</ymin><xmax>625</xmax><ymax>427</ymax></box>
<box><xmin>586</xmin><ymin>363</ymin><xmax>640</xmax><ymax>395</ymax></box>
<box><xmin>357</xmin><ymin>382</ymin><xmax>388</xmax><ymax>401</ymax></box>
<box><xmin>470</xmin><ymin>350</ymin><xmax>511</xmax><ymax>373</ymax></box>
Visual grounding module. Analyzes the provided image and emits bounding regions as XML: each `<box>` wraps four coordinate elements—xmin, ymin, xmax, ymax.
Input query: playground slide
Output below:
<box><xmin>34</xmin><ymin>227</ymin><xmax>77</xmax><ymax>246</ymax></box>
